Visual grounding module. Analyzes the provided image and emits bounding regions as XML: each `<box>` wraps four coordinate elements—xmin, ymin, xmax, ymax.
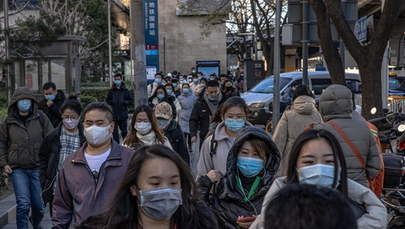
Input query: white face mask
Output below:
<box><xmin>135</xmin><ymin>121</ymin><xmax>152</xmax><ymax>135</ymax></box>
<box><xmin>297</xmin><ymin>164</ymin><xmax>340</xmax><ymax>188</ymax></box>
<box><xmin>63</xmin><ymin>118</ymin><xmax>80</xmax><ymax>130</ymax></box>
<box><xmin>84</xmin><ymin>124</ymin><xmax>112</xmax><ymax>145</ymax></box>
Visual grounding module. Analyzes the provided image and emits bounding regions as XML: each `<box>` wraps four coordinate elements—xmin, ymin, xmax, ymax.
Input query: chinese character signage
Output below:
<box><xmin>144</xmin><ymin>0</ymin><xmax>159</xmax><ymax>76</ymax></box>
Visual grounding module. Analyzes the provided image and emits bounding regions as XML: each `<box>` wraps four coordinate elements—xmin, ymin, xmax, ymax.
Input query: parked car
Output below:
<box><xmin>241</xmin><ymin>71</ymin><xmax>362</xmax><ymax>125</ymax></box>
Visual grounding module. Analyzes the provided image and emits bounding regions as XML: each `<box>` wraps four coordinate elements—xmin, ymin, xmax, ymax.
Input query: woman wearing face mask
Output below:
<box><xmin>198</xmin><ymin>127</ymin><xmax>280</xmax><ymax>229</ymax></box>
<box><xmin>123</xmin><ymin>105</ymin><xmax>172</xmax><ymax>151</ymax></box>
<box><xmin>197</xmin><ymin>96</ymin><xmax>252</xmax><ymax>178</ymax></box>
<box><xmin>164</xmin><ymin>84</ymin><xmax>181</xmax><ymax>119</ymax></box>
<box><xmin>148</xmin><ymin>85</ymin><xmax>177</xmax><ymax>117</ymax></box>
<box><xmin>77</xmin><ymin>145</ymin><xmax>218</xmax><ymax>229</ymax></box>
<box><xmin>177</xmin><ymin>83</ymin><xmax>197</xmax><ymax>152</ymax></box>
<box><xmin>38</xmin><ymin>95</ymin><xmax>86</xmax><ymax>215</ymax></box>
<box><xmin>250</xmin><ymin>129</ymin><xmax>388</xmax><ymax>229</ymax></box>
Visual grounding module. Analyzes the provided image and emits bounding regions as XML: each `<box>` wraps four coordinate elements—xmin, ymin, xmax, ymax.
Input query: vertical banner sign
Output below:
<box><xmin>144</xmin><ymin>0</ymin><xmax>159</xmax><ymax>79</ymax></box>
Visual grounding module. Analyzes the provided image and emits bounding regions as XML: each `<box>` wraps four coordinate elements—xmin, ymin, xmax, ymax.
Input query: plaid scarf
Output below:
<box><xmin>59</xmin><ymin>127</ymin><xmax>81</xmax><ymax>167</ymax></box>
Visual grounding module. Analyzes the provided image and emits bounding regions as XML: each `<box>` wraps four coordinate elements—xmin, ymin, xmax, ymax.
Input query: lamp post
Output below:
<box><xmin>4</xmin><ymin>0</ymin><xmax>11</xmax><ymax>102</ymax></box>
<box><xmin>108</xmin><ymin>0</ymin><xmax>113</xmax><ymax>87</ymax></box>
<box><xmin>272</xmin><ymin>0</ymin><xmax>281</xmax><ymax>130</ymax></box>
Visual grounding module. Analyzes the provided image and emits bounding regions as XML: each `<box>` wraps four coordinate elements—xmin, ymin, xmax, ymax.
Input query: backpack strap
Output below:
<box><xmin>327</xmin><ymin>121</ymin><xmax>366</xmax><ymax>168</ymax></box>
<box><xmin>209</xmin><ymin>132</ymin><xmax>218</xmax><ymax>160</ymax></box>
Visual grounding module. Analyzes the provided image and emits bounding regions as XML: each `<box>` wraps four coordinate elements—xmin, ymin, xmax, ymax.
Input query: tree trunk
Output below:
<box><xmin>309</xmin><ymin>0</ymin><xmax>345</xmax><ymax>85</ymax></box>
<box><xmin>358</xmin><ymin>58</ymin><xmax>383</xmax><ymax>120</ymax></box>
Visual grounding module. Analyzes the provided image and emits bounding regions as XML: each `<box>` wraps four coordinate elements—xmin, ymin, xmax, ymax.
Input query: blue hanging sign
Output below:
<box><xmin>144</xmin><ymin>0</ymin><xmax>159</xmax><ymax>76</ymax></box>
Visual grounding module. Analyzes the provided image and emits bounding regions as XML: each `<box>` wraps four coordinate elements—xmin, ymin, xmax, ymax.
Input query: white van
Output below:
<box><xmin>241</xmin><ymin>71</ymin><xmax>361</xmax><ymax>125</ymax></box>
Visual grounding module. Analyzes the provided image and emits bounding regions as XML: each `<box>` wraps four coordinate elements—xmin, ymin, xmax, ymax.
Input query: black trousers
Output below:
<box><xmin>113</xmin><ymin>119</ymin><xmax>128</xmax><ymax>143</ymax></box>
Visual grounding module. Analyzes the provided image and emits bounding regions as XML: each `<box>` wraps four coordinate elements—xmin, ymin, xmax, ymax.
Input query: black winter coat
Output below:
<box><xmin>106</xmin><ymin>84</ymin><xmax>134</xmax><ymax>121</ymax></box>
<box><xmin>38</xmin><ymin>123</ymin><xmax>86</xmax><ymax>203</ymax></box>
<box><xmin>189</xmin><ymin>95</ymin><xmax>225</xmax><ymax>139</ymax></box>
<box><xmin>164</xmin><ymin>120</ymin><xmax>189</xmax><ymax>165</ymax></box>
<box><xmin>198</xmin><ymin>127</ymin><xmax>280</xmax><ymax>229</ymax></box>
<box><xmin>38</xmin><ymin>90</ymin><xmax>66</xmax><ymax>127</ymax></box>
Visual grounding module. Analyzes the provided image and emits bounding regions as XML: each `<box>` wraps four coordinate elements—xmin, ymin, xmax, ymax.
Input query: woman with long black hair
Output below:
<box><xmin>78</xmin><ymin>145</ymin><xmax>218</xmax><ymax>229</ymax></box>
<box><xmin>251</xmin><ymin>129</ymin><xmax>387</xmax><ymax>229</ymax></box>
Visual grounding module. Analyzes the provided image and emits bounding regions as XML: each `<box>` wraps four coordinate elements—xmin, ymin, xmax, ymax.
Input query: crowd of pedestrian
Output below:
<box><xmin>0</xmin><ymin>69</ymin><xmax>389</xmax><ymax>229</ymax></box>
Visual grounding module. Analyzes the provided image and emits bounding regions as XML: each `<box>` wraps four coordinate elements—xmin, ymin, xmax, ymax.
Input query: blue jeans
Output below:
<box><xmin>11</xmin><ymin>168</ymin><xmax>44</xmax><ymax>229</ymax></box>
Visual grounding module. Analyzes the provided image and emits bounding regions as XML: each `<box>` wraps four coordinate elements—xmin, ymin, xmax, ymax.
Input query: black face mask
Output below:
<box><xmin>225</xmin><ymin>86</ymin><xmax>233</xmax><ymax>90</ymax></box>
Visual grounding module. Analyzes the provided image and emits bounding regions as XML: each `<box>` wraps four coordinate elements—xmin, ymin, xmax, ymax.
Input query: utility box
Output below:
<box><xmin>244</xmin><ymin>59</ymin><xmax>265</xmax><ymax>91</ymax></box>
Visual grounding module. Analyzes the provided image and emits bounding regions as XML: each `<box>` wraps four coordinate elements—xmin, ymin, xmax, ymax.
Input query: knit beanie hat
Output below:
<box><xmin>154</xmin><ymin>102</ymin><xmax>173</xmax><ymax>120</ymax></box>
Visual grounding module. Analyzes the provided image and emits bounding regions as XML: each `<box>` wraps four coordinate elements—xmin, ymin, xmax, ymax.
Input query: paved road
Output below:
<box><xmin>2</xmin><ymin>206</ymin><xmax>52</xmax><ymax>229</ymax></box>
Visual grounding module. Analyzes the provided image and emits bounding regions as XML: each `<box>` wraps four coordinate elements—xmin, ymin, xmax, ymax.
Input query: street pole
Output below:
<box><xmin>130</xmin><ymin>0</ymin><xmax>147</xmax><ymax>107</ymax></box>
<box><xmin>273</xmin><ymin>0</ymin><xmax>281</xmax><ymax>130</ymax></box>
<box><xmin>302</xmin><ymin>0</ymin><xmax>309</xmax><ymax>86</ymax></box>
<box><xmin>4</xmin><ymin>0</ymin><xmax>11</xmax><ymax>103</ymax></box>
<box><xmin>108</xmin><ymin>0</ymin><xmax>113</xmax><ymax>87</ymax></box>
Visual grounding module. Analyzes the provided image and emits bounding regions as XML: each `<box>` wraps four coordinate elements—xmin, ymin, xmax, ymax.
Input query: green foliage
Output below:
<box><xmin>81</xmin><ymin>87</ymin><xmax>110</xmax><ymax>102</ymax></box>
<box><xmin>80</xmin><ymin>95</ymin><xmax>98</xmax><ymax>109</ymax></box>
<box><xmin>0</xmin><ymin>107</ymin><xmax>8</xmax><ymax>124</ymax></box>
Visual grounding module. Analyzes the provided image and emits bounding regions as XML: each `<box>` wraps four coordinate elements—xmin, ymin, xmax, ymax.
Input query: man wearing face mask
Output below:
<box><xmin>190</xmin><ymin>80</ymin><xmax>226</xmax><ymax>148</ymax></box>
<box><xmin>52</xmin><ymin>102</ymin><xmax>134</xmax><ymax>228</ymax></box>
<box><xmin>106</xmin><ymin>73</ymin><xmax>134</xmax><ymax>144</ymax></box>
<box><xmin>154</xmin><ymin>102</ymin><xmax>189</xmax><ymax>164</ymax></box>
<box><xmin>148</xmin><ymin>73</ymin><xmax>165</xmax><ymax>97</ymax></box>
<box><xmin>0</xmin><ymin>87</ymin><xmax>54</xmax><ymax>229</ymax></box>
<box><xmin>38</xmin><ymin>81</ymin><xmax>66</xmax><ymax>127</ymax></box>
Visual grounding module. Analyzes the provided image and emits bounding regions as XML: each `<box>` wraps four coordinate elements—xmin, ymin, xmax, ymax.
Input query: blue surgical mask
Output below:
<box><xmin>225</xmin><ymin>118</ymin><xmax>245</xmax><ymax>132</ymax></box>
<box><xmin>237</xmin><ymin>156</ymin><xmax>264</xmax><ymax>178</ymax></box>
<box><xmin>210</xmin><ymin>78</ymin><xmax>216</xmax><ymax>81</ymax></box>
<box><xmin>17</xmin><ymin>100</ymin><xmax>32</xmax><ymax>112</ymax></box>
<box><xmin>297</xmin><ymin>164</ymin><xmax>339</xmax><ymax>188</ymax></box>
<box><xmin>183</xmin><ymin>88</ymin><xmax>190</xmax><ymax>94</ymax></box>
<box><xmin>157</xmin><ymin>94</ymin><xmax>165</xmax><ymax>100</ymax></box>
<box><xmin>201</xmin><ymin>83</ymin><xmax>206</xmax><ymax>87</ymax></box>
<box><xmin>155</xmin><ymin>78</ymin><xmax>162</xmax><ymax>84</ymax></box>
<box><xmin>157</xmin><ymin>119</ymin><xmax>170</xmax><ymax>129</ymax></box>
<box><xmin>166</xmin><ymin>89</ymin><xmax>173</xmax><ymax>95</ymax></box>
<box><xmin>198</xmin><ymin>76</ymin><xmax>202</xmax><ymax>80</ymax></box>
<box><xmin>45</xmin><ymin>94</ymin><xmax>56</xmax><ymax>101</ymax></box>
<box><xmin>173</xmin><ymin>83</ymin><xmax>178</xmax><ymax>87</ymax></box>
<box><xmin>193</xmin><ymin>79</ymin><xmax>199</xmax><ymax>83</ymax></box>
<box><xmin>114</xmin><ymin>80</ymin><xmax>122</xmax><ymax>85</ymax></box>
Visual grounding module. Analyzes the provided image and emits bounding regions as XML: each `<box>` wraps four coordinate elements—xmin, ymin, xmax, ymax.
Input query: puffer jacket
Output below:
<box><xmin>196</xmin><ymin>121</ymin><xmax>253</xmax><ymax>178</ymax></box>
<box><xmin>38</xmin><ymin>90</ymin><xmax>66</xmax><ymax>127</ymax></box>
<box><xmin>0</xmin><ymin>88</ymin><xmax>54</xmax><ymax>169</ymax></box>
<box><xmin>315</xmin><ymin>85</ymin><xmax>380</xmax><ymax>187</ymax></box>
<box><xmin>250</xmin><ymin>177</ymin><xmax>388</xmax><ymax>229</ymax></box>
<box><xmin>38</xmin><ymin>123</ymin><xmax>86</xmax><ymax>203</ymax></box>
<box><xmin>272</xmin><ymin>95</ymin><xmax>323</xmax><ymax>175</ymax></box>
<box><xmin>198</xmin><ymin>127</ymin><xmax>280</xmax><ymax>229</ymax></box>
<box><xmin>178</xmin><ymin>92</ymin><xmax>197</xmax><ymax>133</ymax></box>
<box><xmin>164</xmin><ymin>120</ymin><xmax>189</xmax><ymax>164</ymax></box>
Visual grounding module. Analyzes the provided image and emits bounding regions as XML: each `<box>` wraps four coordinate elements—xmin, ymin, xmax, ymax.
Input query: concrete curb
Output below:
<box><xmin>0</xmin><ymin>194</ymin><xmax>16</xmax><ymax>228</ymax></box>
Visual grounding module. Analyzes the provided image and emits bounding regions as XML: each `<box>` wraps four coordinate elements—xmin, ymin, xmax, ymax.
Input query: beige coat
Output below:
<box><xmin>272</xmin><ymin>95</ymin><xmax>323</xmax><ymax>175</ymax></box>
<box><xmin>250</xmin><ymin>177</ymin><xmax>388</xmax><ymax>229</ymax></box>
<box><xmin>315</xmin><ymin>85</ymin><xmax>380</xmax><ymax>187</ymax></box>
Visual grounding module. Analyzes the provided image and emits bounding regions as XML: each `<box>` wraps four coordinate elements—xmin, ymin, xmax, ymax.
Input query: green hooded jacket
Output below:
<box><xmin>0</xmin><ymin>88</ymin><xmax>53</xmax><ymax>169</ymax></box>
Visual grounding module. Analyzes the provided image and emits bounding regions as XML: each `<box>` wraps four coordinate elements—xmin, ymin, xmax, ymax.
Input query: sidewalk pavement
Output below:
<box><xmin>0</xmin><ymin>194</ymin><xmax>52</xmax><ymax>229</ymax></box>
